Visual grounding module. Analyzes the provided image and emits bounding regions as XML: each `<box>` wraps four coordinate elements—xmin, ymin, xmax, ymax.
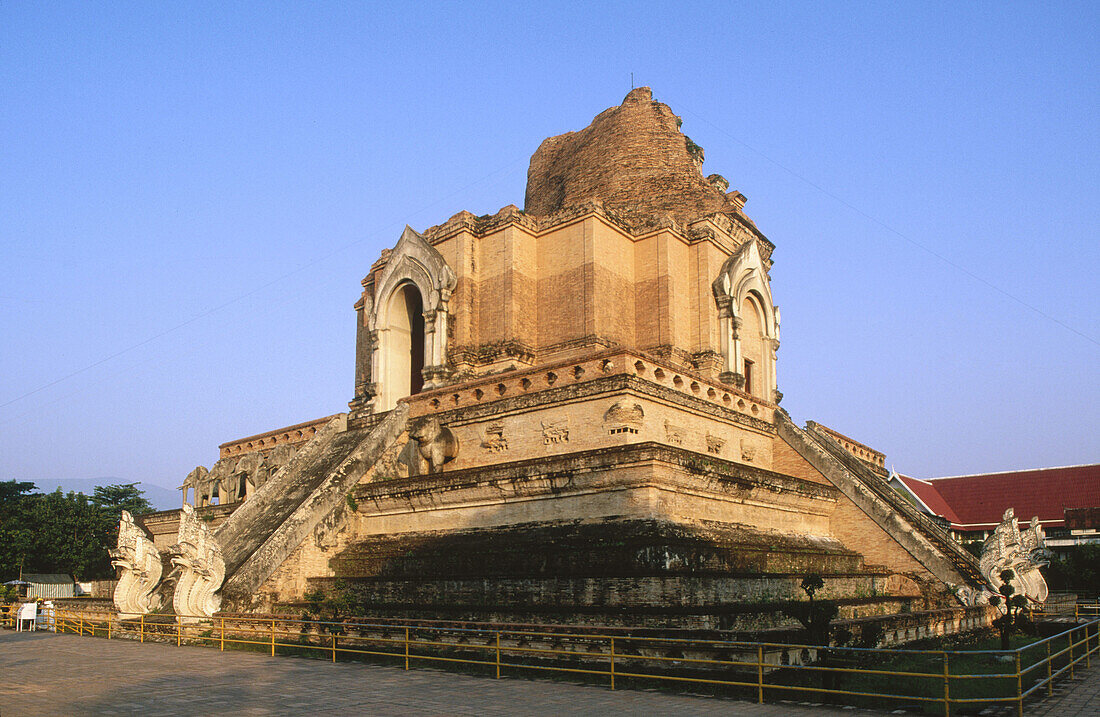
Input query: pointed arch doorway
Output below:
<box><xmin>380</xmin><ymin>282</ymin><xmax>426</xmax><ymax>410</ymax></box>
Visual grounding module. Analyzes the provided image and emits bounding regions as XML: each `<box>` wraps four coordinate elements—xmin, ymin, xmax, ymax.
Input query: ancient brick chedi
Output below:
<box><xmin>121</xmin><ymin>89</ymin><xmax>1002</xmax><ymax>629</ymax></box>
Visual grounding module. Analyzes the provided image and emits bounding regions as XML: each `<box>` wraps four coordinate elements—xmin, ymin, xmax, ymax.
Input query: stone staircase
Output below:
<box><xmin>216</xmin><ymin>404</ymin><xmax>409</xmax><ymax>606</ymax></box>
<box><xmin>777</xmin><ymin>413</ymin><xmax>985</xmax><ymax>591</ymax></box>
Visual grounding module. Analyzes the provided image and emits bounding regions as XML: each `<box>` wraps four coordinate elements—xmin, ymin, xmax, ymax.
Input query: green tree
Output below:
<box><xmin>0</xmin><ymin>480</ymin><xmax>38</xmax><ymax>580</ymax></box>
<box><xmin>0</xmin><ymin>479</ymin><xmax>153</xmax><ymax>581</ymax></box>
<box><xmin>784</xmin><ymin>574</ymin><xmax>837</xmax><ymax>645</ymax></box>
<box><xmin>92</xmin><ymin>483</ymin><xmax>153</xmax><ymax>518</ymax></box>
<box><xmin>988</xmin><ymin>568</ymin><xmax>1031</xmax><ymax>650</ymax></box>
<box><xmin>1042</xmin><ymin>544</ymin><xmax>1100</xmax><ymax>594</ymax></box>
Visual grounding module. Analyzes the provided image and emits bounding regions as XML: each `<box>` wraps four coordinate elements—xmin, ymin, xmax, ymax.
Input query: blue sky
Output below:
<box><xmin>2</xmin><ymin>2</ymin><xmax>1097</xmax><ymax>497</ymax></box>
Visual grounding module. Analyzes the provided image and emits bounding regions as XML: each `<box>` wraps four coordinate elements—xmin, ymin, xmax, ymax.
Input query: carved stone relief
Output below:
<box><xmin>480</xmin><ymin>422</ymin><xmax>508</xmax><ymax>453</ymax></box>
<box><xmin>110</xmin><ymin>510</ymin><xmax>164</xmax><ymax>617</ymax></box>
<box><xmin>541</xmin><ymin>418</ymin><xmax>570</xmax><ymax>444</ymax></box>
<box><xmin>740</xmin><ymin>439</ymin><xmax>757</xmax><ymax>462</ymax></box>
<box><xmin>980</xmin><ymin>508</ymin><xmax>1050</xmax><ymax>605</ymax></box>
<box><xmin>168</xmin><ymin>503</ymin><xmax>226</xmax><ymax>621</ymax></box>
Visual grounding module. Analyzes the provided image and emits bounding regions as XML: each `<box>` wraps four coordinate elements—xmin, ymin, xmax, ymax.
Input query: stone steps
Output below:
<box><xmin>218</xmin><ymin>404</ymin><xmax>409</xmax><ymax>608</ymax></box>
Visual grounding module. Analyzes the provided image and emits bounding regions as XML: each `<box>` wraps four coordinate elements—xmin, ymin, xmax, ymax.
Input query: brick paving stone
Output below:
<box><xmin>1026</xmin><ymin>660</ymin><xmax>1100</xmax><ymax>717</ymax></box>
<box><xmin>1</xmin><ymin>630</ymin><xmax>877</xmax><ymax>716</ymax></box>
<box><xmin>11</xmin><ymin>629</ymin><xmax>1096</xmax><ymax>716</ymax></box>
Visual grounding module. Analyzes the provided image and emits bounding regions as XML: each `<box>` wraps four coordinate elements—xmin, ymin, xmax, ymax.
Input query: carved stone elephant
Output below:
<box><xmin>179</xmin><ymin>466</ymin><xmax>208</xmax><ymax>508</ymax></box>
<box><xmin>409</xmin><ymin>417</ymin><xmax>458</xmax><ymax>474</ymax></box>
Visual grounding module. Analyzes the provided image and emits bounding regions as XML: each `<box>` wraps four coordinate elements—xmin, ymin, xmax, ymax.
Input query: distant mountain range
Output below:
<box><xmin>28</xmin><ymin>478</ymin><xmax>179</xmax><ymax>512</ymax></box>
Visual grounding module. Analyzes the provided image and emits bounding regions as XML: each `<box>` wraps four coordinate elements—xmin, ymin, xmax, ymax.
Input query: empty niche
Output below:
<box><xmin>706</xmin><ymin>435</ymin><xmax>724</xmax><ymax>455</ymax></box>
<box><xmin>663</xmin><ymin>420</ymin><xmax>685</xmax><ymax>446</ymax></box>
<box><xmin>546</xmin><ymin>371</ymin><xmax>558</xmax><ymax>386</ymax></box>
<box><xmin>601</xmin><ymin>359</ymin><xmax>613</xmax><ymax>373</ymax></box>
<box><xmin>573</xmin><ymin>365</ymin><xmax>585</xmax><ymax>380</ymax></box>
<box><xmin>634</xmin><ymin>360</ymin><xmax>646</xmax><ymax>374</ymax></box>
<box><xmin>603</xmin><ymin>400</ymin><xmax>644</xmax><ymax>435</ymax></box>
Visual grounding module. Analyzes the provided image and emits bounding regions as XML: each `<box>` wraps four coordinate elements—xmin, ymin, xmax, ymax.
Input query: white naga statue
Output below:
<box><xmin>110</xmin><ymin>510</ymin><xmax>164</xmax><ymax>617</ymax></box>
<box><xmin>980</xmin><ymin>508</ymin><xmax>1050</xmax><ymax>605</ymax></box>
<box><xmin>167</xmin><ymin>503</ymin><xmax>226</xmax><ymax>621</ymax></box>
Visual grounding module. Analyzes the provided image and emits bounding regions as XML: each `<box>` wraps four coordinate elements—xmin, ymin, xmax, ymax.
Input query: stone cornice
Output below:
<box><xmin>353</xmin><ymin>441</ymin><xmax>837</xmax><ymax>505</ymax></box>
<box><xmin>415</xmin><ymin>201</ymin><xmax>772</xmax><ymax>259</ymax></box>
<box><xmin>416</xmin><ymin>371</ymin><xmax>774</xmax><ymax>433</ymax></box>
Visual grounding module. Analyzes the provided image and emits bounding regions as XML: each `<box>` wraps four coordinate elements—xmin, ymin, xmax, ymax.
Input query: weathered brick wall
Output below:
<box><xmin>524</xmin><ymin>87</ymin><xmax>738</xmax><ymax>227</ymax></box>
<box><xmin>829</xmin><ymin>492</ymin><xmax>932</xmax><ymax>578</ymax></box>
<box><xmin>770</xmin><ymin>430</ymin><xmax>832</xmax><ymax>486</ymax></box>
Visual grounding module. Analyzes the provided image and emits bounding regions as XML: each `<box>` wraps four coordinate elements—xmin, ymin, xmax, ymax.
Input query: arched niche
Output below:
<box><xmin>379</xmin><ymin>282</ymin><xmax>426</xmax><ymax>410</ymax></box>
<box><xmin>360</xmin><ymin>226</ymin><xmax>457</xmax><ymax>412</ymax></box>
<box><xmin>739</xmin><ymin>294</ymin><xmax>766</xmax><ymax>396</ymax></box>
<box><xmin>711</xmin><ymin>239</ymin><xmax>781</xmax><ymax>400</ymax></box>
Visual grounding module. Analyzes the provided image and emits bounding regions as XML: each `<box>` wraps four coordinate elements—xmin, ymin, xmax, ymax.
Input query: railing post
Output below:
<box><xmin>220</xmin><ymin>617</ymin><xmax>225</xmax><ymax>651</ymax></box>
<box><xmin>404</xmin><ymin>627</ymin><xmax>410</xmax><ymax>670</ymax></box>
<box><xmin>107</xmin><ymin>615</ymin><xmax>111</xmax><ymax>640</ymax></box>
<box><xmin>271</xmin><ymin>619</ymin><xmax>276</xmax><ymax>657</ymax></box>
<box><xmin>757</xmin><ymin>644</ymin><xmax>765</xmax><ymax>704</ymax></box>
<box><xmin>80</xmin><ymin>611</ymin><xmax>85</xmax><ymax>636</ymax></box>
<box><xmin>1015</xmin><ymin>652</ymin><xmax>1023</xmax><ymax>717</ymax></box>
<box><xmin>1069</xmin><ymin>627</ymin><xmax>1075</xmax><ymax>678</ymax></box>
<box><xmin>177</xmin><ymin>616</ymin><xmax>182</xmax><ymax>646</ymax></box>
<box><xmin>332</xmin><ymin>634</ymin><xmax>337</xmax><ymax>663</ymax></box>
<box><xmin>943</xmin><ymin>652</ymin><xmax>950</xmax><ymax>717</ymax></box>
<box><xmin>609</xmin><ymin>637</ymin><xmax>615</xmax><ymax>691</ymax></box>
<box><xmin>1046</xmin><ymin>640</ymin><xmax>1053</xmax><ymax>696</ymax></box>
<box><xmin>1086</xmin><ymin>622</ymin><xmax>1092</xmax><ymax>668</ymax></box>
<box><xmin>495</xmin><ymin>632</ymin><xmax>501</xmax><ymax>679</ymax></box>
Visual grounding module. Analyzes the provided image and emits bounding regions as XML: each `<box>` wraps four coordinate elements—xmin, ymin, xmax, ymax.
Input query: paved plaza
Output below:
<box><xmin>1</xmin><ymin>630</ymin><xmax>1096</xmax><ymax>716</ymax></box>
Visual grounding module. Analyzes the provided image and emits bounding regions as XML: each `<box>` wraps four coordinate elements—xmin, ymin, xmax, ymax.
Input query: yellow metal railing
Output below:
<box><xmin>1075</xmin><ymin>602</ymin><xmax>1100</xmax><ymax>620</ymax></box>
<box><xmin>19</xmin><ymin>605</ymin><xmax>1100</xmax><ymax>716</ymax></box>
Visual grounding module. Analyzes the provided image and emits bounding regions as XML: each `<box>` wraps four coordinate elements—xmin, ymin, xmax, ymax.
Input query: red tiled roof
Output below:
<box><xmin>900</xmin><ymin>464</ymin><xmax>1100</xmax><ymax>531</ymax></box>
<box><xmin>897</xmin><ymin>475</ymin><xmax>961</xmax><ymax>524</ymax></box>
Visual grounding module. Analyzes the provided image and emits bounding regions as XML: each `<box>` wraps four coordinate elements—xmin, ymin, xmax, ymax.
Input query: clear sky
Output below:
<box><xmin>2</xmin><ymin>2</ymin><xmax>1097</xmax><ymax>496</ymax></box>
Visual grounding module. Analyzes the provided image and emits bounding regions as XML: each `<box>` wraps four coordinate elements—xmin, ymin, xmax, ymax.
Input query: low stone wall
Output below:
<box><xmin>297</xmin><ymin>573</ymin><xmax>923</xmax><ymax>632</ymax></box>
<box><xmin>50</xmin><ymin>597</ymin><xmax>115</xmax><ymax>612</ymax></box>
<box><xmin>752</xmin><ymin>603</ymin><xmax>998</xmax><ymax>647</ymax></box>
<box><xmin>79</xmin><ymin>580</ymin><xmax>117</xmax><ymax>599</ymax></box>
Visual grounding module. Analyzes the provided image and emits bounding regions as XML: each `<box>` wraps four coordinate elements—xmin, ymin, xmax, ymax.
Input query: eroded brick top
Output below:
<box><xmin>524</xmin><ymin>87</ymin><xmax>745</xmax><ymax>227</ymax></box>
